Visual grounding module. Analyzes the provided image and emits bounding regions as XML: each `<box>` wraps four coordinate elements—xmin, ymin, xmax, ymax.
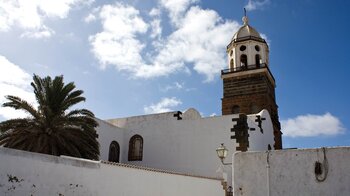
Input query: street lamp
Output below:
<box><xmin>216</xmin><ymin>143</ymin><xmax>232</xmax><ymax>165</ymax></box>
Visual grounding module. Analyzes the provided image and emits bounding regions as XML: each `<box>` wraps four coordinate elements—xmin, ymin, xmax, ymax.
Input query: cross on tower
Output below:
<box><xmin>255</xmin><ymin>115</ymin><xmax>266</xmax><ymax>133</ymax></box>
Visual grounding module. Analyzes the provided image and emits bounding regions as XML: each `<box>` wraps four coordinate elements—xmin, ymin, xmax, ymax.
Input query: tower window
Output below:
<box><xmin>240</xmin><ymin>45</ymin><xmax>246</xmax><ymax>51</ymax></box>
<box><xmin>230</xmin><ymin>59</ymin><xmax>234</xmax><ymax>68</ymax></box>
<box><xmin>128</xmin><ymin>134</ymin><xmax>143</xmax><ymax>161</ymax></box>
<box><xmin>255</xmin><ymin>54</ymin><xmax>261</xmax><ymax>67</ymax></box>
<box><xmin>240</xmin><ymin>54</ymin><xmax>247</xmax><ymax>68</ymax></box>
<box><xmin>255</xmin><ymin>45</ymin><xmax>260</xmax><ymax>51</ymax></box>
<box><xmin>232</xmin><ymin>105</ymin><xmax>240</xmax><ymax>114</ymax></box>
<box><xmin>230</xmin><ymin>50</ymin><xmax>233</xmax><ymax>56</ymax></box>
<box><xmin>108</xmin><ymin>141</ymin><xmax>120</xmax><ymax>163</ymax></box>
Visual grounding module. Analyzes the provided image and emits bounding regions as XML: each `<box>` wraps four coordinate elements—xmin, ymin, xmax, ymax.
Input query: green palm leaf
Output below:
<box><xmin>0</xmin><ymin>74</ymin><xmax>100</xmax><ymax>160</ymax></box>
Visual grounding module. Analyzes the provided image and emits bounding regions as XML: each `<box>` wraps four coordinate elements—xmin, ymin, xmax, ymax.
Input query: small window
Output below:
<box><xmin>255</xmin><ymin>45</ymin><xmax>260</xmax><ymax>51</ymax></box>
<box><xmin>240</xmin><ymin>45</ymin><xmax>246</xmax><ymax>51</ymax></box>
<box><xmin>108</xmin><ymin>141</ymin><xmax>120</xmax><ymax>163</ymax></box>
<box><xmin>232</xmin><ymin>105</ymin><xmax>240</xmax><ymax>114</ymax></box>
<box><xmin>230</xmin><ymin>50</ymin><xmax>233</xmax><ymax>56</ymax></box>
<box><xmin>240</xmin><ymin>54</ymin><xmax>247</xmax><ymax>68</ymax></box>
<box><xmin>128</xmin><ymin>135</ymin><xmax>143</xmax><ymax>161</ymax></box>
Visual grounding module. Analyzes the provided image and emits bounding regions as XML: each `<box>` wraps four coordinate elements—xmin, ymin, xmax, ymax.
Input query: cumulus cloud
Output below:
<box><xmin>281</xmin><ymin>113</ymin><xmax>345</xmax><ymax>137</ymax></box>
<box><xmin>245</xmin><ymin>0</ymin><xmax>270</xmax><ymax>11</ymax></box>
<box><xmin>90</xmin><ymin>2</ymin><xmax>239</xmax><ymax>81</ymax></box>
<box><xmin>158</xmin><ymin>6</ymin><xmax>239</xmax><ymax>81</ymax></box>
<box><xmin>0</xmin><ymin>55</ymin><xmax>35</xmax><ymax>119</ymax></box>
<box><xmin>0</xmin><ymin>0</ymin><xmax>90</xmax><ymax>38</ymax></box>
<box><xmin>144</xmin><ymin>97</ymin><xmax>182</xmax><ymax>114</ymax></box>
<box><xmin>89</xmin><ymin>3</ymin><xmax>149</xmax><ymax>72</ymax></box>
<box><xmin>159</xmin><ymin>0</ymin><xmax>198</xmax><ymax>26</ymax></box>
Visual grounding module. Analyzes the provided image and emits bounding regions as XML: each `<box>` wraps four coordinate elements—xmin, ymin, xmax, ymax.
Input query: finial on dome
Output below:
<box><xmin>242</xmin><ymin>8</ymin><xmax>249</xmax><ymax>25</ymax></box>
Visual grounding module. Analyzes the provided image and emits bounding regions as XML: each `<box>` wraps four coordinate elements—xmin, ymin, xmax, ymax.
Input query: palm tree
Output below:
<box><xmin>0</xmin><ymin>74</ymin><xmax>99</xmax><ymax>160</ymax></box>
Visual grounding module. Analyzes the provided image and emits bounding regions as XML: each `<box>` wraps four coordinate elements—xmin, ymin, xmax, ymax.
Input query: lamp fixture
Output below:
<box><xmin>216</xmin><ymin>143</ymin><xmax>232</xmax><ymax>165</ymax></box>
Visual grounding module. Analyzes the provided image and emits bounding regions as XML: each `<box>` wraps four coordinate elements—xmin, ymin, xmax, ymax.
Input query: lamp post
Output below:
<box><xmin>216</xmin><ymin>143</ymin><xmax>232</xmax><ymax>165</ymax></box>
<box><xmin>216</xmin><ymin>143</ymin><xmax>233</xmax><ymax>196</ymax></box>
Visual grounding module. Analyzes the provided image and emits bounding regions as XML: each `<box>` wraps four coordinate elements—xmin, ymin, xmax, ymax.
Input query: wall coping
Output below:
<box><xmin>0</xmin><ymin>147</ymin><xmax>100</xmax><ymax>169</ymax></box>
<box><xmin>0</xmin><ymin>147</ymin><xmax>223</xmax><ymax>181</ymax></box>
<box><xmin>101</xmin><ymin>160</ymin><xmax>223</xmax><ymax>181</ymax></box>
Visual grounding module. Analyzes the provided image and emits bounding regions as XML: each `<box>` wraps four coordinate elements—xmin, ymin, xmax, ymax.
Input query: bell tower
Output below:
<box><xmin>221</xmin><ymin>14</ymin><xmax>282</xmax><ymax>149</ymax></box>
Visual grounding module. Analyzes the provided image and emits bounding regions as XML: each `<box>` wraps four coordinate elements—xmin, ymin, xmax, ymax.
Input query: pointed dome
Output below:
<box><xmin>231</xmin><ymin>16</ymin><xmax>263</xmax><ymax>42</ymax></box>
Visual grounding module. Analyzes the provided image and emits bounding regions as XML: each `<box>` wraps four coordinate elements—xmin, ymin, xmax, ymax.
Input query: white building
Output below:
<box><xmin>95</xmin><ymin>14</ymin><xmax>279</xmax><ymax>187</ymax></box>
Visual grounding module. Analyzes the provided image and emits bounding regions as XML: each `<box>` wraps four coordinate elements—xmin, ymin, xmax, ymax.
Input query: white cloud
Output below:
<box><xmin>260</xmin><ymin>33</ymin><xmax>271</xmax><ymax>46</ymax></box>
<box><xmin>90</xmin><ymin>3</ymin><xmax>239</xmax><ymax>82</ymax></box>
<box><xmin>161</xmin><ymin>82</ymin><xmax>184</xmax><ymax>92</ymax></box>
<box><xmin>0</xmin><ymin>55</ymin><xmax>35</xmax><ymax>119</ymax></box>
<box><xmin>84</xmin><ymin>6</ymin><xmax>100</xmax><ymax>23</ymax></box>
<box><xmin>0</xmin><ymin>0</ymin><xmax>90</xmax><ymax>38</ymax></box>
<box><xmin>160</xmin><ymin>81</ymin><xmax>196</xmax><ymax>92</ymax></box>
<box><xmin>281</xmin><ymin>113</ymin><xmax>345</xmax><ymax>137</ymax></box>
<box><xmin>89</xmin><ymin>3</ymin><xmax>148</xmax><ymax>71</ymax></box>
<box><xmin>156</xmin><ymin>6</ymin><xmax>239</xmax><ymax>81</ymax></box>
<box><xmin>149</xmin><ymin>8</ymin><xmax>161</xmax><ymax>17</ymax></box>
<box><xmin>245</xmin><ymin>0</ymin><xmax>270</xmax><ymax>11</ymax></box>
<box><xmin>159</xmin><ymin>0</ymin><xmax>198</xmax><ymax>26</ymax></box>
<box><xmin>84</xmin><ymin>13</ymin><xmax>96</xmax><ymax>23</ymax></box>
<box><xmin>144</xmin><ymin>97</ymin><xmax>182</xmax><ymax>114</ymax></box>
<box><xmin>150</xmin><ymin>19</ymin><xmax>162</xmax><ymax>39</ymax></box>
<box><xmin>20</xmin><ymin>25</ymin><xmax>55</xmax><ymax>39</ymax></box>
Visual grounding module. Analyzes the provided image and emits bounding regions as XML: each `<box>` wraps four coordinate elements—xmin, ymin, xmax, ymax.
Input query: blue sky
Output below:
<box><xmin>0</xmin><ymin>0</ymin><xmax>349</xmax><ymax>149</ymax></box>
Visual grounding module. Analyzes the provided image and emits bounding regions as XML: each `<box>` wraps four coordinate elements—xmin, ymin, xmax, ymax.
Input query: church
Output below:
<box><xmin>2</xmin><ymin>13</ymin><xmax>350</xmax><ymax>196</ymax></box>
<box><xmin>95</xmin><ymin>13</ymin><xmax>282</xmax><ymax>186</ymax></box>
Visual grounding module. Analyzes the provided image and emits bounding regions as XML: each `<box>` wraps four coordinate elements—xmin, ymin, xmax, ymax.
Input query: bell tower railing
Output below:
<box><xmin>221</xmin><ymin>63</ymin><xmax>275</xmax><ymax>82</ymax></box>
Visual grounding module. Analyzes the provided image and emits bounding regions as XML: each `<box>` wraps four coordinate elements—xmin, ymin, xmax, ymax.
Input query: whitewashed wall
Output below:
<box><xmin>247</xmin><ymin>109</ymin><xmax>275</xmax><ymax>151</ymax></box>
<box><xmin>96</xmin><ymin>118</ymin><xmax>125</xmax><ymax>161</ymax></box>
<box><xmin>106</xmin><ymin>108</ymin><xmax>275</xmax><ymax>186</ymax></box>
<box><xmin>233</xmin><ymin>147</ymin><xmax>350</xmax><ymax>196</ymax></box>
<box><xmin>0</xmin><ymin>147</ymin><xmax>224</xmax><ymax>196</ymax></box>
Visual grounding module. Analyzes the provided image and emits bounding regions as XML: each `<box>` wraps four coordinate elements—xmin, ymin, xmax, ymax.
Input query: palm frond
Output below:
<box><xmin>0</xmin><ymin>74</ymin><xmax>100</xmax><ymax>160</ymax></box>
<box><xmin>2</xmin><ymin>95</ymin><xmax>40</xmax><ymax>119</ymax></box>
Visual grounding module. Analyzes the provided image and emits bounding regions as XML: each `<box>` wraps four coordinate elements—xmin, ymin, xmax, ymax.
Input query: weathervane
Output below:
<box><xmin>242</xmin><ymin>8</ymin><xmax>248</xmax><ymax>25</ymax></box>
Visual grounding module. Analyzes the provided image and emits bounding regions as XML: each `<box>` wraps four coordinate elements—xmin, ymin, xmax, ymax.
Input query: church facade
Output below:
<box><xmin>95</xmin><ymin>14</ymin><xmax>282</xmax><ymax>186</ymax></box>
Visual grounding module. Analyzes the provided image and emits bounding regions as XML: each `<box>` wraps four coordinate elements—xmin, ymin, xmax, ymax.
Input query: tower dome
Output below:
<box><xmin>231</xmin><ymin>16</ymin><xmax>265</xmax><ymax>43</ymax></box>
<box><xmin>232</xmin><ymin>16</ymin><xmax>262</xmax><ymax>41</ymax></box>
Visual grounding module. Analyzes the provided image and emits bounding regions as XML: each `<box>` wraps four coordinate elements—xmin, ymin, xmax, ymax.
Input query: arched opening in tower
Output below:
<box><xmin>240</xmin><ymin>54</ymin><xmax>247</xmax><ymax>69</ymax></box>
<box><xmin>255</xmin><ymin>54</ymin><xmax>261</xmax><ymax>68</ymax></box>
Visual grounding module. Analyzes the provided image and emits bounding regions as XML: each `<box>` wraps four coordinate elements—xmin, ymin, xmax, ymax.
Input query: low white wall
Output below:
<box><xmin>0</xmin><ymin>147</ymin><xmax>224</xmax><ymax>196</ymax></box>
<box><xmin>233</xmin><ymin>147</ymin><xmax>350</xmax><ymax>196</ymax></box>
